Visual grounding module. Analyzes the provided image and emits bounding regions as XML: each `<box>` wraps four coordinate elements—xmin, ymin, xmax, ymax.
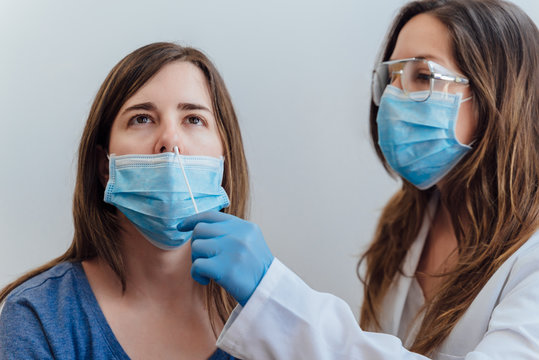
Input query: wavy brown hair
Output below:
<box><xmin>358</xmin><ymin>0</ymin><xmax>539</xmax><ymax>356</ymax></box>
<box><xmin>0</xmin><ymin>42</ymin><xmax>249</xmax><ymax>335</ymax></box>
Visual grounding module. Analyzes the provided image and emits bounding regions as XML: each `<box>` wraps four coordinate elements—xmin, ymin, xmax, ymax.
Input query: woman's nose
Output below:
<box><xmin>155</xmin><ymin>119</ymin><xmax>181</xmax><ymax>154</ymax></box>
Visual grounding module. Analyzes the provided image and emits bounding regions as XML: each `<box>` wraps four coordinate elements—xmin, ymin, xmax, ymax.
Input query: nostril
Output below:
<box><xmin>159</xmin><ymin>146</ymin><xmax>167</xmax><ymax>153</ymax></box>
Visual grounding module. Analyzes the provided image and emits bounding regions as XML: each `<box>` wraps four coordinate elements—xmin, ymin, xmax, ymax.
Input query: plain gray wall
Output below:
<box><xmin>1</xmin><ymin>0</ymin><xmax>537</xmax><ymax>316</ymax></box>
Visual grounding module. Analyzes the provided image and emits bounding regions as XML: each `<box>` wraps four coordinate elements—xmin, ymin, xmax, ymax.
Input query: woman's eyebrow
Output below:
<box><xmin>121</xmin><ymin>102</ymin><xmax>211</xmax><ymax>115</ymax></box>
<box><xmin>122</xmin><ymin>102</ymin><xmax>156</xmax><ymax>115</ymax></box>
<box><xmin>178</xmin><ymin>102</ymin><xmax>211</xmax><ymax>112</ymax></box>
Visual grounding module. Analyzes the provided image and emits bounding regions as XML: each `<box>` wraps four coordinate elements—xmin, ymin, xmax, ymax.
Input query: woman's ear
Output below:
<box><xmin>97</xmin><ymin>145</ymin><xmax>109</xmax><ymax>187</ymax></box>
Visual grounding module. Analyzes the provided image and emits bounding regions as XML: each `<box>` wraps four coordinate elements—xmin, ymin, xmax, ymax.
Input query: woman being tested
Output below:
<box><xmin>180</xmin><ymin>0</ymin><xmax>539</xmax><ymax>358</ymax></box>
<box><xmin>0</xmin><ymin>43</ymin><xmax>247</xmax><ymax>359</ymax></box>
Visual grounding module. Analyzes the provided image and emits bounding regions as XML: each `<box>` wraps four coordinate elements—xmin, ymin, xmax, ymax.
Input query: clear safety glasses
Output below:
<box><xmin>372</xmin><ymin>57</ymin><xmax>470</xmax><ymax>106</ymax></box>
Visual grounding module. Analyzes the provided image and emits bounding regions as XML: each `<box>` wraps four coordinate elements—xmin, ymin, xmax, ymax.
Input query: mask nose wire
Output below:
<box><xmin>173</xmin><ymin>146</ymin><xmax>199</xmax><ymax>214</ymax></box>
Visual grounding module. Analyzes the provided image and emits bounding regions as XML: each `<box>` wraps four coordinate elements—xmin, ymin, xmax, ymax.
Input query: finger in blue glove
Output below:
<box><xmin>179</xmin><ymin>211</ymin><xmax>274</xmax><ymax>306</ymax></box>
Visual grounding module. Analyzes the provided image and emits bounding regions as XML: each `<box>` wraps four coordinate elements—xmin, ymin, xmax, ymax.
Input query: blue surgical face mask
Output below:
<box><xmin>104</xmin><ymin>152</ymin><xmax>229</xmax><ymax>250</ymax></box>
<box><xmin>376</xmin><ymin>85</ymin><xmax>472</xmax><ymax>190</ymax></box>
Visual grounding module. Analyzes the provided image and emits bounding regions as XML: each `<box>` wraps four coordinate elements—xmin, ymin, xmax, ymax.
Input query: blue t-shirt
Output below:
<box><xmin>0</xmin><ymin>262</ymin><xmax>237</xmax><ymax>360</ymax></box>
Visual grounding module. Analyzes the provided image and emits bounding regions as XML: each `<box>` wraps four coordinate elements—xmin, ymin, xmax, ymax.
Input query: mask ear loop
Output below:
<box><xmin>173</xmin><ymin>146</ymin><xmax>199</xmax><ymax>214</ymax></box>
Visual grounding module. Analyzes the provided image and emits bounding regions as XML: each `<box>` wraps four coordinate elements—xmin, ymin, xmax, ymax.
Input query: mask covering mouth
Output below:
<box><xmin>103</xmin><ymin>148</ymin><xmax>230</xmax><ymax>250</ymax></box>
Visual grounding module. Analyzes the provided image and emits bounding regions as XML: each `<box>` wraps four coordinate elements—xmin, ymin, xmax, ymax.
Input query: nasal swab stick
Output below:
<box><xmin>173</xmin><ymin>146</ymin><xmax>199</xmax><ymax>214</ymax></box>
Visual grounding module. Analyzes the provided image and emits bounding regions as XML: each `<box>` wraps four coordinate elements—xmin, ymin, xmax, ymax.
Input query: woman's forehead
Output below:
<box><xmin>121</xmin><ymin>61</ymin><xmax>213</xmax><ymax>112</ymax></box>
<box><xmin>391</xmin><ymin>13</ymin><xmax>458</xmax><ymax>72</ymax></box>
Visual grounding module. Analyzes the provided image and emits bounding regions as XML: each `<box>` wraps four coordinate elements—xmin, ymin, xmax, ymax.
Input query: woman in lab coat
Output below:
<box><xmin>180</xmin><ymin>0</ymin><xmax>539</xmax><ymax>358</ymax></box>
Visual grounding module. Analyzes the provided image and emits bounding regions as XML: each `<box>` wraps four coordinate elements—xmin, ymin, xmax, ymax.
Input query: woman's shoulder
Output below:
<box><xmin>505</xmin><ymin>230</ymin><xmax>539</xmax><ymax>274</ymax></box>
<box><xmin>510</xmin><ymin>230</ymin><xmax>539</xmax><ymax>261</ymax></box>
<box><xmin>5</xmin><ymin>261</ymin><xmax>84</xmax><ymax>305</ymax></box>
<box><xmin>1</xmin><ymin>261</ymin><xmax>130</xmax><ymax>359</ymax></box>
<box><xmin>488</xmin><ymin>229</ymin><xmax>539</xmax><ymax>299</ymax></box>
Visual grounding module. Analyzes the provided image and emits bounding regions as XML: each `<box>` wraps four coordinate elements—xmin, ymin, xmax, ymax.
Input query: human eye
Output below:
<box><xmin>128</xmin><ymin>114</ymin><xmax>154</xmax><ymax>126</ymax></box>
<box><xmin>184</xmin><ymin>115</ymin><xmax>206</xmax><ymax>127</ymax></box>
<box><xmin>407</xmin><ymin>67</ymin><xmax>431</xmax><ymax>87</ymax></box>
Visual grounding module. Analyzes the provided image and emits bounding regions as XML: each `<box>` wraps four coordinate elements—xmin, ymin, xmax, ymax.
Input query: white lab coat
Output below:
<box><xmin>217</xmin><ymin>197</ymin><xmax>539</xmax><ymax>359</ymax></box>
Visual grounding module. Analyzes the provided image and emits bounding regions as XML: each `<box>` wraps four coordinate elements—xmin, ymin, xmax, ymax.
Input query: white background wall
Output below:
<box><xmin>1</xmin><ymin>0</ymin><xmax>537</xmax><ymax>316</ymax></box>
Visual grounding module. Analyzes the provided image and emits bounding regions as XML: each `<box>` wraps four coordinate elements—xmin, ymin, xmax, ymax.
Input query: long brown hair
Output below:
<box><xmin>0</xmin><ymin>42</ymin><xmax>249</xmax><ymax>334</ymax></box>
<box><xmin>359</xmin><ymin>0</ymin><xmax>539</xmax><ymax>355</ymax></box>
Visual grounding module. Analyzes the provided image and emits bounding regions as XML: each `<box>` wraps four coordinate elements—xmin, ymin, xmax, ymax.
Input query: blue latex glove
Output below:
<box><xmin>178</xmin><ymin>211</ymin><xmax>274</xmax><ymax>306</ymax></box>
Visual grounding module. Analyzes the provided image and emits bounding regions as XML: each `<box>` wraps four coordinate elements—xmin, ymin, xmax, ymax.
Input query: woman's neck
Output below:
<box><xmin>416</xmin><ymin>200</ymin><xmax>459</xmax><ymax>301</ymax></box>
<box><xmin>107</xmin><ymin>216</ymin><xmax>204</xmax><ymax>305</ymax></box>
<box><xmin>82</xmin><ymin>214</ymin><xmax>221</xmax><ymax>359</ymax></box>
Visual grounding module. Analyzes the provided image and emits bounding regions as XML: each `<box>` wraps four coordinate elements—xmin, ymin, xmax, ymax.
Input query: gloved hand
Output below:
<box><xmin>178</xmin><ymin>211</ymin><xmax>274</xmax><ymax>306</ymax></box>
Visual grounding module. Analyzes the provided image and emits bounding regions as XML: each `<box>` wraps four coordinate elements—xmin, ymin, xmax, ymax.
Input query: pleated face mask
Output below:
<box><xmin>104</xmin><ymin>148</ymin><xmax>229</xmax><ymax>250</ymax></box>
<box><xmin>376</xmin><ymin>85</ymin><xmax>472</xmax><ymax>190</ymax></box>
